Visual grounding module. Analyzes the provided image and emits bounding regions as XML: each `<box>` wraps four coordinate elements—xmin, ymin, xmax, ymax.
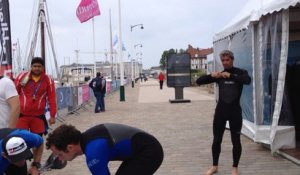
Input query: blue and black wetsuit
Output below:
<box><xmin>196</xmin><ymin>67</ymin><xmax>251</xmax><ymax>167</ymax></box>
<box><xmin>80</xmin><ymin>123</ymin><xmax>164</xmax><ymax>175</ymax></box>
<box><xmin>0</xmin><ymin>128</ymin><xmax>43</xmax><ymax>175</ymax></box>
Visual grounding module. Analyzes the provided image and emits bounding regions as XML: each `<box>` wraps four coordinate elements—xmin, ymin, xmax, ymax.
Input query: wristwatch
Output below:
<box><xmin>31</xmin><ymin>161</ymin><xmax>41</xmax><ymax>169</ymax></box>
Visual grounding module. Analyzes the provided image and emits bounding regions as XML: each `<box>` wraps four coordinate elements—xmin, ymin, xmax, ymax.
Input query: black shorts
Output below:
<box><xmin>116</xmin><ymin>132</ymin><xmax>164</xmax><ymax>175</ymax></box>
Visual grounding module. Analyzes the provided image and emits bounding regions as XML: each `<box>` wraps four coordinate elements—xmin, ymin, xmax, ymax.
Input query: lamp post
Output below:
<box><xmin>118</xmin><ymin>0</ymin><xmax>125</xmax><ymax>101</ymax></box>
<box><xmin>137</xmin><ymin>57</ymin><xmax>143</xmax><ymax>79</ymax></box>
<box><xmin>63</xmin><ymin>57</ymin><xmax>70</xmax><ymax>84</ymax></box>
<box><xmin>134</xmin><ymin>44</ymin><xmax>142</xmax><ymax>80</ymax></box>
<box><xmin>136</xmin><ymin>52</ymin><xmax>143</xmax><ymax>77</ymax></box>
<box><xmin>75</xmin><ymin>49</ymin><xmax>80</xmax><ymax>85</ymax></box>
<box><xmin>130</xmin><ymin>24</ymin><xmax>144</xmax><ymax>87</ymax></box>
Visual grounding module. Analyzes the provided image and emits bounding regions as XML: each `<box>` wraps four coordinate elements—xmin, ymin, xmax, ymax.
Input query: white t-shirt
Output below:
<box><xmin>0</xmin><ymin>77</ymin><xmax>19</xmax><ymax>128</ymax></box>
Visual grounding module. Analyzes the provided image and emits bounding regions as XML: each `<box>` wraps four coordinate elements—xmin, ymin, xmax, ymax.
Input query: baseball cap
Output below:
<box><xmin>1</xmin><ymin>136</ymin><xmax>33</xmax><ymax>163</ymax></box>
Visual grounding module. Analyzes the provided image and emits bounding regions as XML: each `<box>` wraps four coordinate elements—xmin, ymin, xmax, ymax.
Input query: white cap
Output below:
<box><xmin>2</xmin><ymin>136</ymin><xmax>33</xmax><ymax>162</ymax></box>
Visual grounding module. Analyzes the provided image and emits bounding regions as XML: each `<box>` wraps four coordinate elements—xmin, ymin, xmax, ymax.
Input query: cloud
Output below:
<box><xmin>9</xmin><ymin>0</ymin><xmax>248</xmax><ymax>70</ymax></box>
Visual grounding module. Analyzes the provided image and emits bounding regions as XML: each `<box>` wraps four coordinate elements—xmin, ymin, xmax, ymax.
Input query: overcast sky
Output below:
<box><xmin>9</xmin><ymin>0</ymin><xmax>248</xmax><ymax>70</ymax></box>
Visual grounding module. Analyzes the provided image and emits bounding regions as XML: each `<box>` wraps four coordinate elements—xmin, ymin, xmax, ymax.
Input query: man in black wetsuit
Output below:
<box><xmin>196</xmin><ymin>50</ymin><xmax>251</xmax><ymax>175</ymax></box>
<box><xmin>46</xmin><ymin>123</ymin><xmax>164</xmax><ymax>175</ymax></box>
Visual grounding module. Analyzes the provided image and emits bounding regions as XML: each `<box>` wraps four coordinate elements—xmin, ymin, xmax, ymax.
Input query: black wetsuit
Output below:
<box><xmin>80</xmin><ymin>123</ymin><xmax>164</xmax><ymax>175</ymax></box>
<box><xmin>196</xmin><ymin>67</ymin><xmax>251</xmax><ymax>167</ymax></box>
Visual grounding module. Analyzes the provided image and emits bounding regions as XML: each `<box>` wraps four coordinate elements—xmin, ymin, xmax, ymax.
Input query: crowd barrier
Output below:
<box><xmin>54</xmin><ymin>79</ymin><xmax>129</xmax><ymax>121</ymax></box>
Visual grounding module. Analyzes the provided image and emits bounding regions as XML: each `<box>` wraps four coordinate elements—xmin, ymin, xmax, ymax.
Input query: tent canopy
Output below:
<box><xmin>213</xmin><ymin>0</ymin><xmax>300</xmax><ymax>41</ymax></box>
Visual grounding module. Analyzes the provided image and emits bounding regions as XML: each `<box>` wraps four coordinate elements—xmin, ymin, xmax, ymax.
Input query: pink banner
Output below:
<box><xmin>82</xmin><ymin>84</ymin><xmax>90</xmax><ymax>103</ymax></box>
<box><xmin>76</xmin><ymin>0</ymin><xmax>100</xmax><ymax>23</ymax></box>
<box><xmin>106</xmin><ymin>80</ymin><xmax>112</xmax><ymax>94</ymax></box>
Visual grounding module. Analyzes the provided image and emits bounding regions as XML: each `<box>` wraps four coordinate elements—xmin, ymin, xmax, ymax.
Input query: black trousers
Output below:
<box><xmin>159</xmin><ymin>81</ymin><xmax>163</xmax><ymax>89</ymax></box>
<box><xmin>212</xmin><ymin>104</ymin><xmax>243</xmax><ymax>167</ymax></box>
<box><xmin>116</xmin><ymin>133</ymin><xmax>164</xmax><ymax>175</ymax></box>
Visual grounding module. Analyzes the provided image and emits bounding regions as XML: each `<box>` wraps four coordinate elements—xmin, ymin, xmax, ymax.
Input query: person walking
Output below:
<box><xmin>14</xmin><ymin>57</ymin><xmax>57</xmax><ymax>135</ymax></box>
<box><xmin>0</xmin><ymin>76</ymin><xmax>20</xmax><ymax>128</ymax></box>
<box><xmin>46</xmin><ymin>123</ymin><xmax>164</xmax><ymax>175</ymax></box>
<box><xmin>158</xmin><ymin>72</ymin><xmax>165</xmax><ymax>90</ymax></box>
<box><xmin>196</xmin><ymin>50</ymin><xmax>251</xmax><ymax>175</ymax></box>
<box><xmin>0</xmin><ymin>128</ymin><xmax>44</xmax><ymax>175</ymax></box>
<box><xmin>89</xmin><ymin>72</ymin><xmax>103</xmax><ymax>113</ymax></box>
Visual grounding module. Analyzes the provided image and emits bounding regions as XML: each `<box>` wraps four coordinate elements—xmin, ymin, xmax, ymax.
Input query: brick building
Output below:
<box><xmin>186</xmin><ymin>45</ymin><xmax>213</xmax><ymax>71</ymax></box>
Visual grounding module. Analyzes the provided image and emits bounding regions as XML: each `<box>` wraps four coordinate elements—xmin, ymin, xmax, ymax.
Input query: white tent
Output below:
<box><xmin>213</xmin><ymin>0</ymin><xmax>300</xmax><ymax>154</ymax></box>
<box><xmin>214</xmin><ymin>0</ymin><xmax>300</xmax><ymax>41</ymax></box>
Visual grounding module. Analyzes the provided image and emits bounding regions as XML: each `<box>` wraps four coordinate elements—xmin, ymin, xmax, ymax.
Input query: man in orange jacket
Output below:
<box><xmin>14</xmin><ymin>57</ymin><xmax>57</xmax><ymax>136</ymax></box>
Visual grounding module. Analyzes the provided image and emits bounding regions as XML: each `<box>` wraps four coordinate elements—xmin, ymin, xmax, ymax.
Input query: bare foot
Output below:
<box><xmin>232</xmin><ymin>167</ymin><xmax>238</xmax><ymax>175</ymax></box>
<box><xmin>205</xmin><ymin>166</ymin><xmax>218</xmax><ymax>175</ymax></box>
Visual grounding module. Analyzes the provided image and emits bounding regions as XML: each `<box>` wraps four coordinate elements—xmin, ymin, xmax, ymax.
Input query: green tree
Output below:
<box><xmin>159</xmin><ymin>48</ymin><xmax>176</xmax><ymax>69</ymax></box>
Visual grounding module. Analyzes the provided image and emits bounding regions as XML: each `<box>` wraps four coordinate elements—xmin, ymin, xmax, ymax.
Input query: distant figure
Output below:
<box><xmin>0</xmin><ymin>76</ymin><xmax>20</xmax><ymax>128</ymax></box>
<box><xmin>89</xmin><ymin>72</ymin><xmax>103</xmax><ymax>113</ymax></box>
<box><xmin>140</xmin><ymin>74</ymin><xmax>143</xmax><ymax>82</ymax></box>
<box><xmin>46</xmin><ymin>123</ymin><xmax>164</xmax><ymax>175</ymax></box>
<box><xmin>0</xmin><ymin>128</ymin><xmax>44</xmax><ymax>175</ymax></box>
<box><xmin>14</xmin><ymin>57</ymin><xmax>57</xmax><ymax>135</ymax></box>
<box><xmin>158</xmin><ymin>72</ymin><xmax>165</xmax><ymax>89</ymax></box>
<box><xmin>196</xmin><ymin>50</ymin><xmax>251</xmax><ymax>175</ymax></box>
<box><xmin>100</xmin><ymin>74</ymin><xmax>106</xmax><ymax>112</ymax></box>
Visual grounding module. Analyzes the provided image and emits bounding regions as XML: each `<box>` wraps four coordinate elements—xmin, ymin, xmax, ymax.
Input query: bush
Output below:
<box><xmin>191</xmin><ymin>69</ymin><xmax>206</xmax><ymax>86</ymax></box>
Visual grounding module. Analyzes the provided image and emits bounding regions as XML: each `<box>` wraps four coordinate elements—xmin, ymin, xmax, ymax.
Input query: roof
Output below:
<box><xmin>187</xmin><ymin>45</ymin><xmax>213</xmax><ymax>58</ymax></box>
<box><xmin>213</xmin><ymin>0</ymin><xmax>300</xmax><ymax>42</ymax></box>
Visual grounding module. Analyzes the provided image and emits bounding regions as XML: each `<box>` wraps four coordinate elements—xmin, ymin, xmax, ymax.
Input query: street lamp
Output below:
<box><xmin>130</xmin><ymin>24</ymin><xmax>144</xmax><ymax>88</ymax></box>
<box><xmin>134</xmin><ymin>44</ymin><xmax>143</xmax><ymax>48</ymax></box>
<box><xmin>131</xmin><ymin>44</ymin><xmax>143</xmax><ymax>87</ymax></box>
<box><xmin>130</xmin><ymin>24</ymin><xmax>144</xmax><ymax>32</ymax></box>
<box><xmin>137</xmin><ymin>57</ymin><xmax>143</xmax><ymax>79</ymax></box>
<box><xmin>133</xmin><ymin>44</ymin><xmax>142</xmax><ymax>80</ymax></box>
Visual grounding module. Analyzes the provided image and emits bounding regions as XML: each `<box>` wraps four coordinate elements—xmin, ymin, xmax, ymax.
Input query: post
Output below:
<box><xmin>39</xmin><ymin>0</ymin><xmax>46</xmax><ymax>67</ymax></box>
<box><xmin>109</xmin><ymin>9</ymin><xmax>114</xmax><ymax>80</ymax></box>
<box><xmin>92</xmin><ymin>18</ymin><xmax>97</xmax><ymax>77</ymax></box>
<box><xmin>131</xmin><ymin>58</ymin><xmax>134</xmax><ymax>87</ymax></box>
<box><xmin>75</xmin><ymin>49</ymin><xmax>79</xmax><ymax>84</ymax></box>
<box><xmin>130</xmin><ymin>25</ymin><xmax>144</xmax><ymax>87</ymax></box>
<box><xmin>118</xmin><ymin>0</ymin><xmax>125</xmax><ymax>101</ymax></box>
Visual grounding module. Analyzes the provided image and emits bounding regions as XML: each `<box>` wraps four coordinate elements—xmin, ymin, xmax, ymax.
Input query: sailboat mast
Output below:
<box><xmin>39</xmin><ymin>0</ymin><xmax>46</xmax><ymax>68</ymax></box>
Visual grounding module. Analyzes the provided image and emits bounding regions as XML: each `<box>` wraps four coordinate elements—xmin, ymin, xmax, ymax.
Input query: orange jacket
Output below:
<box><xmin>14</xmin><ymin>71</ymin><xmax>57</xmax><ymax>118</ymax></box>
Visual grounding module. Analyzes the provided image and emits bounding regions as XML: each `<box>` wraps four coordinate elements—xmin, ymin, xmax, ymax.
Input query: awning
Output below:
<box><xmin>213</xmin><ymin>0</ymin><xmax>300</xmax><ymax>42</ymax></box>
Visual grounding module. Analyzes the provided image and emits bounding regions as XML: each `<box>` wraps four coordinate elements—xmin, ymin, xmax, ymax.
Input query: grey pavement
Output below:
<box><xmin>42</xmin><ymin>78</ymin><xmax>300</xmax><ymax>175</ymax></box>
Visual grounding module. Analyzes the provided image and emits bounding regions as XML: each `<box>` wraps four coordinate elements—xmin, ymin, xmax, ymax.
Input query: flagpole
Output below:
<box><xmin>92</xmin><ymin>18</ymin><xmax>96</xmax><ymax>77</ymax></box>
<box><xmin>118</xmin><ymin>0</ymin><xmax>125</xmax><ymax>101</ymax></box>
<box><xmin>109</xmin><ymin>9</ymin><xmax>114</xmax><ymax>80</ymax></box>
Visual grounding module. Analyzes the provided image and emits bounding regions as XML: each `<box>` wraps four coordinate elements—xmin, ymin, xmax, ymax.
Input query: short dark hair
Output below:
<box><xmin>219</xmin><ymin>50</ymin><xmax>234</xmax><ymax>60</ymax></box>
<box><xmin>31</xmin><ymin>57</ymin><xmax>45</xmax><ymax>66</ymax></box>
<box><xmin>96</xmin><ymin>72</ymin><xmax>101</xmax><ymax>77</ymax></box>
<box><xmin>46</xmin><ymin>124</ymin><xmax>81</xmax><ymax>152</ymax></box>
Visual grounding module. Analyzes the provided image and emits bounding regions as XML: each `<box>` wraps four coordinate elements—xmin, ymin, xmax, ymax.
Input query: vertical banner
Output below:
<box><xmin>68</xmin><ymin>86</ymin><xmax>78</xmax><ymax>112</ymax></box>
<box><xmin>56</xmin><ymin>87</ymin><xmax>73</xmax><ymax>110</ymax></box>
<box><xmin>0</xmin><ymin>0</ymin><xmax>13</xmax><ymax>77</ymax></box>
<box><xmin>106</xmin><ymin>80</ymin><xmax>112</xmax><ymax>94</ymax></box>
<box><xmin>77</xmin><ymin>86</ymin><xmax>83</xmax><ymax>105</ymax></box>
<box><xmin>76</xmin><ymin>0</ymin><xmax>101</xmax><ymax>23</ymax></box>
<box><xmin>82</xmin><ymin>84</ymin><xmax>90</xmax><ymax>103</ymax></box>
